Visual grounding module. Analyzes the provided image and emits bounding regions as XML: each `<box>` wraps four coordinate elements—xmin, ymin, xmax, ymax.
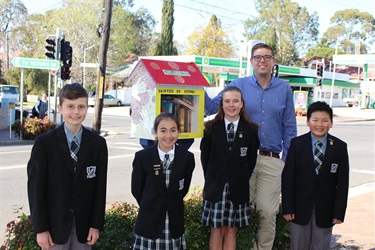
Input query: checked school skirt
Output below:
<box><xmin>202</xmin><ymin>182</ymin><xmax>250</xmax><ymax>228</ymax></box>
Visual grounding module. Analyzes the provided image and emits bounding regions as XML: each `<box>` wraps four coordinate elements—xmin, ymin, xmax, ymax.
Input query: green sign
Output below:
<box><xmin>11</xmin><ymin>57</ymin><xmax>59</xmax><ymax>70</ymax></box>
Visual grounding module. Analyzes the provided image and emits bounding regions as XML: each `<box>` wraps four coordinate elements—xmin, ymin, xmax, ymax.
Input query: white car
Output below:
<box><xmin>88</xmin><ymin>94</ymin><xmax>122</xmax><ymax>107</ymax></box>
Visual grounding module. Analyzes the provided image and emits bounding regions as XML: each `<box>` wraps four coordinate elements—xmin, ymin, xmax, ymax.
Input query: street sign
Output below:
<box><xmin>11</xmin><ymin>57</ymin><xmax>59</xmax><ymax>70</ymax></box>
<box><xmin>51</xmin><ymin>69</ymin><xmax>58</xmax><ymax>75</ymax></box>
<box><xmin>80</xmin><ymin>63</ymin><xmax>100</xmax><ymax>68</ymax></box>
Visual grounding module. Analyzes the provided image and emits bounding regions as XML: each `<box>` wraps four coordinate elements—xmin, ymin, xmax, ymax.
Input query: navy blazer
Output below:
<box><xmin>27</xmin><ymin>124</ymin><xmax>108</xmax><ymax>244</ymax></box>
<box><xmin>282</xmin><ymin>132</ymin><xmax>349</xmax><ymax>228</ymax></box>
<box><xmin>200</xmin><ymin>119</ymin><xmax>259</xmax><ymax>205</ymax></box>
<box><xmin>131</xmin><ymin>143</ymin><xmax>195</xmax><ymax>239</ymax></box>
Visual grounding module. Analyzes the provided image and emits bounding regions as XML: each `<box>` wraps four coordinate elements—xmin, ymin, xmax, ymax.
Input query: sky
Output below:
<box><xmin>24</xmin><ymin>0</ymin><xmax>375</xmax><ymax>54</ymax></box>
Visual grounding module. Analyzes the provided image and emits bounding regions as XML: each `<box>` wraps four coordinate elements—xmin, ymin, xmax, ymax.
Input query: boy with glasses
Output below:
<box><xmin>204</xmin><ymin>43</ymin><xmax>297</xmax><ymax>250</ymax></box>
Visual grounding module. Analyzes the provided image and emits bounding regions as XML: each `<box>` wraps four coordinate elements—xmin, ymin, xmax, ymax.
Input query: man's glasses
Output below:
<box><xmin>252</xmin><ymin>55</ymin><xmax>274</xmax><ymax>62</ymax></box>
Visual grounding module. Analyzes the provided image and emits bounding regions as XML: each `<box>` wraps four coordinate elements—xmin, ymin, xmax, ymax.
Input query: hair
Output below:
<box><xmin>251</xmin><ymin>43</ymin><xmax>275</xmax><ymax>58</ymax></box>
<box><xmin>307</xmin><ymin>101</ymin><xmax>333</xmax><ymax>121</ymax></box>
<box><xmin>204</xmin><ymin>86</ymin><xmax>258</xmax><ymax>133</ymax></box>
<box><xmin>153</xmin><ymin>112</ymin><xmax>180</xmax><ymax>133</ymax></box>
<box><xmin>59</xmin><ymin>83</ymin><xmax>88</xmax><ymax>105</ymax></box>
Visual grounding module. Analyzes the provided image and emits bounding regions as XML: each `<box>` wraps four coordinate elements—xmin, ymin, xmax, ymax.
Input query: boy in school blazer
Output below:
<box><xmin>28</xmin><ymin>83</ymin><xmax>108</xmax><ymax>249</ymax></box>
<box><xmin>282</xmin><ymin>101</ymin><xmax>349</xmax><ymax>250</ymax></box>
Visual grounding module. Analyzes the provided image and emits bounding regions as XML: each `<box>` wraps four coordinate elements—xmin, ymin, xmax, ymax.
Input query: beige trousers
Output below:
<box><xmin>250</xmin><ymin>154</ymin><xmax>284</xmax><ymax>250</ymax></box>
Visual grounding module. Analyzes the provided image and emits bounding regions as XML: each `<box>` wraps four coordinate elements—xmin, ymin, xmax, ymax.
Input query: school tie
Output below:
<box><xmin>227</xmin><ymin>123</ymin><xmax>235</xmax><ymax>150</ymax></box>
<box><xmin>314</xmin><ymin>141</ymin><xmax>324</xmax><ymax>175</ymax></box>
<box><xmin>163</xmin><ymin>154</ymin><xmax>171</xmax><ymax>170</ymax></box>
<box><xmin>70</xmin><ymin>136</ymin><xmax>79</xmax><ymax>170</ymax></box>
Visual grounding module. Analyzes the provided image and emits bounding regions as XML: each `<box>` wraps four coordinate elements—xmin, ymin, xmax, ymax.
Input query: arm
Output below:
<box><xmin>200</xmin><ymin>130</ymin><xmax>210</xmax><ymax>177</ymax></box>
<box><xmin>204</xmin><ymin>91</ymin><xmax>222</xmax><ymax>116</ymax></box>
<box><xmin>281</xmin><ymin>87</ymin><xmax>297</xmax><ymax>161</ymax></box>
<box><xmin>27</xmin><ymin>138</ymin><xmax>50</xmax><ymax>234</ymax></box>
<box><xmin>131</xmin><ymin>152</ymin><xmax>146</xmax><ymax>205</ymax></box>
<box><xmin>91</xmin><ymin>138</ymin><xmax>108</xmax><ymax>230</ymax></box>
<box><xmin>281</xmin><ymin>139</ymin><xmax>296</xmax><ymax>217</ymax></box>
<box><xmin>182</xmin><ymin>153</ymin><xmax>195</xmax><ymax>197</ymax></box>
<box><xmin>333</xmin><ymin>142</ymin><xmax>350</xmax><ymax>223</ymax></box>
<box><xmin>247</xmin><ymin>127</ymin><xmax>260</xmax><ymax>177</ymax></box>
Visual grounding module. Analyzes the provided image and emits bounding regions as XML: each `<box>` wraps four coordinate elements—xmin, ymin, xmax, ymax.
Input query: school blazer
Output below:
<box><xmin>131</xmin><ymin>143</ymin><xmax>195</xmax><ymax>239</ymax></box>
<box><xmin>27</xmin><ymin>124</ymin><xmax>108</xmax><ymax>244</ymax></box>
<box><xmin>282</xmin><ymin>132</ymin><xmax>349</xmax><ymax>228</ymax></box>
<box><xmin>200</xmin><ymin>119</ymin><xmax>259</xmax><ymax>205</ymax></box>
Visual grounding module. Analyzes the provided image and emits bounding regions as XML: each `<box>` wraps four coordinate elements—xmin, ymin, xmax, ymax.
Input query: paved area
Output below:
<box><xmin>1</xmin><ymin>106</ymin><xmax>374</xmax><ymax>249</ymax></box>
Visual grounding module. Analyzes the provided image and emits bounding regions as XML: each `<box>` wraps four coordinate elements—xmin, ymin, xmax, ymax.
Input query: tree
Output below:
<box><xmin>154</xmin><ymin>0</ymin><xmax>177</xmax><ymax>55</ymax></box>
<box><xmin>186</xmin><ymin>15</ymin><xmax>235</xmax><ymax>58</ymax></box>
<box><xmin>322</xmin><ymin>9</ymin><xmax>375</xmax><ymax>54</ymax></box>
<box><xmin>243</xmin><ymin>0</ymin><xmax>319</xmax><ymax>66</ymax></box>
<box><xmin>0</xmin><ymin>0</ymin><xmax>27</xmax><ymax>32</ymax></box>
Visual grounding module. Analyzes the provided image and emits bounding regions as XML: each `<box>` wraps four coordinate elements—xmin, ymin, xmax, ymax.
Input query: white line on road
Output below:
<box><xmin>352</xmin><ymin>169</ymin><xmax>375</xmax><ymax>175</ymax></box>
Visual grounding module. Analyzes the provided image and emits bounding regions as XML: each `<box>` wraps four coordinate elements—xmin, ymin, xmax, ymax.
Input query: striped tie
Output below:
<box><xmin>70</xmin><ymin>136</ymin><xmax>79</xmax><ymax>169</ymax></box>
<box><xmin>227</xmin><ymin>123</ymin><xmax>235</xmax><ymax>150</ymax></box>
<box><xmin>314</xmin><ymin>141</ymin><xmax>324</xmax><ymax>175</ymax></box>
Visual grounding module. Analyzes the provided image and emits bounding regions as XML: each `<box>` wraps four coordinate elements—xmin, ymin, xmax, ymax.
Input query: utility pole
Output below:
<box><xmin>92</xmin><ymin>0</ymin><xmax>113</xmax><ymax>133</ymax></box>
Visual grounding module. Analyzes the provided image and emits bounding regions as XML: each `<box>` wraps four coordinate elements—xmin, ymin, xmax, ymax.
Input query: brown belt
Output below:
<box><xmin>259</xmin><ymin>150</ymin><xmax>279</xmax><ymax>159</ymax></box>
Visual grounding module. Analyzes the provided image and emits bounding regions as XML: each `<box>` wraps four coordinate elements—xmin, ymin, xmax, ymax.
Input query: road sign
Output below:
<box><xmin>51</xmin><ymin>69</ymin><xmax>58</xmax><ymax>75</ymax></box>
<box><xmin>11</xmin><ymin>57</ymin><xmax>59</xmax><ymax>70</ymax></box>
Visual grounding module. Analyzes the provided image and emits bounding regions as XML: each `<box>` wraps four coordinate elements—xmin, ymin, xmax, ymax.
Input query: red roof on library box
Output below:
<box><xmin>127</xmin><ymin>59</ymin><xmax>210</xmax><ymax>87</ymax></box>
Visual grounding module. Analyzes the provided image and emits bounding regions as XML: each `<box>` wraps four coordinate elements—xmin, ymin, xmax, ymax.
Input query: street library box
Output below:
<box><xmin>126</xmin><ymin>58</ymin><xmax>210</xmax><ymax>140</ymax></box>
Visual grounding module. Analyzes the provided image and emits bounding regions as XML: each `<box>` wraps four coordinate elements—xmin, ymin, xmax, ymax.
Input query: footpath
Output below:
<box><xmin>0</xmin><ymin>106</ymin><xmax>374</xmax><ymax>249</ymax></box>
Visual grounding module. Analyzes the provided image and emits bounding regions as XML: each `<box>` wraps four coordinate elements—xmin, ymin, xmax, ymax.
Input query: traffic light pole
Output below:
<box><xmin>53</xmin><ymin>28</ymin><xmax>61</xmax><ymax>124</ymax></box>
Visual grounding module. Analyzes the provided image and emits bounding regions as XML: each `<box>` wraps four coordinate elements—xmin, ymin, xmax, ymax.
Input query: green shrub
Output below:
<box><xmin>0</xmin><ymin>211</ymin><xmax>38</xmax><ymax>250</ymax></box>
<box><xmin>93</xmin><ymin>202</ymin><xmax>138</xmax><ymax>250</ymax></box>
<box><xmin>12</xmin><ymin>117</ymin><xmax>56</xmax><ymax>140</ymax></box>
<box><xmin>1</xmin><ymin>188</ymin><xmax>290</xmax><ymax>249</ymax></box>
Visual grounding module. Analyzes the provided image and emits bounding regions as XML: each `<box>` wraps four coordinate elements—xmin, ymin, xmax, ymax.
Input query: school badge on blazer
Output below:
<box><xmin>86</xmin><ymin>166</ymin><xmax>96</xmax><ymax>178</ymax></box>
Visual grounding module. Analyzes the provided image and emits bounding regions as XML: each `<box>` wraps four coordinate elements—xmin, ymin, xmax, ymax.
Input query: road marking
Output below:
<box><xmin>0</xmin><ymin>150</ymin><xmax>31</xmax><ymax>154</ymax></box>
<box><xmin>109</xmin><ymin>146</ymin><xmax>141</xmax><ymax>151</ymax></box>
<box><xmin>352</xmin><ymin>169</ymin><xmax>375</xmax><ymax>175</ymax></box>
<box><xmin>349</xmin><ymin>182</ymin><xmax>375</xmax><ymax>198</ymax></box>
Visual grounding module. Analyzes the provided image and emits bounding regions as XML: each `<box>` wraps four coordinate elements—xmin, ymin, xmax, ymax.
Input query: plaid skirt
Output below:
<box><xmin>132</xmin><ymin>213</ymin><xmax>186</xmax><ymax>250</ymax></box>
<box><xmin>202</xmin><ymin>182</ymin><xmax>250</xmax><ymax>228</ymax></box>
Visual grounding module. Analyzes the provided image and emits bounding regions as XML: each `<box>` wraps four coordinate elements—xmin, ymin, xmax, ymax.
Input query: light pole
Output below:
<box><xmin>83</xmin><ymin>44</ymin><xmax>97</xmax><ymax>86</ymax></box>
<box><xmin>239</xmin><ymin>40</ymin><xmax>244</xmax><ymax>77</ymax></box>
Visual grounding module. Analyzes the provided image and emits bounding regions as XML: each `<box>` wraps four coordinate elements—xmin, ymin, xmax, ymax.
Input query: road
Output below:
<box><xmin>0</xmin><ymin>106</ymin><xmax>374</xmax><ymax>242</ymax></box>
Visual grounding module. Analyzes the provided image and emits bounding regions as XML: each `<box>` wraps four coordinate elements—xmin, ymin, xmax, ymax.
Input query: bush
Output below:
<box><xmin>0</xmin><ymin>210</ymin><xmax>39</xmax><ymax>250</ymax></box>
<box><xmin>1</xmin><ymin>188</ymin><xmax>290</xmax><ymax>249</ymax></box>
<box><xmin>12</xmin><ymin>117</ymin><xmax>56</xmax><ymax>140</ymax></box>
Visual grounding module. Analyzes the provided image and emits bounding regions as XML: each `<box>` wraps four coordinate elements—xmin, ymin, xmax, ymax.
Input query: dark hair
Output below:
<box><xmin>251</xmin><ymin>43</ymin><xmax>275</xmax><ymax>58</ymax></box>
<box><xmin>154</xmin><ymin>112</ymin><xmax>180</xmax><ymax>133</ymax></box>
<box><xmin>59</xmin><ymin>83</ymin><xmax>88</xmax><ymax>105</ymax></box>
<box><xmin>204</xmin><ymin>86</ymin><xmax>258</xmax><ymax>133</ymax></box>
<box><xmin>307</xmin><ymin>101</ymin><xmax>333</xmax><ymax>121</ymax></box>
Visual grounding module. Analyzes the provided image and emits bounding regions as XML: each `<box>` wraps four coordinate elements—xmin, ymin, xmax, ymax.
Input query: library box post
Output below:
<box><xmin>126</xmin><ymin>59</ymin><xmax>210</xmax><ymax>141</ymax></box>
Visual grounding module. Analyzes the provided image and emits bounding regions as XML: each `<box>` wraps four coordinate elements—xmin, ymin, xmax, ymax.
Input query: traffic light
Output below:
<box><xmin>316</xmin><ymin>78</ymin><xmax>322</xmax><ymax>87</ymax></box>
<box><xmin>273</xmin><ymin>64</ymin><xmax>279</xmax><ymax>78</ymax></box>
<box><xmin>45</xmin><ymin>35</ymin><xmax>56</xmax><ymax>59</ymax></box>
<box><xmin>60</xmin><ymin>39</ymin><xmax>73</xmax><ymax>80</ymax></box>
<box><xmin>60</xmin><ymin>39</ymin><xmax>72</xmax><ymax>66</ymax></box>
<box><xmin>316</xmin><ymin>63</ymin><xmax>324</xmax><ymax>78</ymax></box>
<box><xmin>61</xmin><ymin>65</ymin><xmax>71</xmax><ymax>80</ymax></box>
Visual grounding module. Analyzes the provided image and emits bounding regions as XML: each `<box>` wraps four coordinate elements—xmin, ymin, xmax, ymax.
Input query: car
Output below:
<box><xmin>88</xmin><ymin>94</ymin><xmax>123</xmax><ymax>107</ymax></box>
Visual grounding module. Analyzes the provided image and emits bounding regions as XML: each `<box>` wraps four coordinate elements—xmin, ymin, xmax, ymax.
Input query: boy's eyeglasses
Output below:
<box><xmin>252</xmin><ymin>55</ymin><xmax>274</xmax><ymax>62</ymax></box>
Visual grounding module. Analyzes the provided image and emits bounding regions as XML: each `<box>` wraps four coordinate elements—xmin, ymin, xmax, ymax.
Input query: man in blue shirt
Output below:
<box><xmin>204</xmin><ymin>43</ymin><xmax>297</xmax><ymax>250</ymax></box>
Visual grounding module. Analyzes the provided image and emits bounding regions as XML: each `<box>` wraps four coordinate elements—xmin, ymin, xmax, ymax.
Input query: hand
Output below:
<box><xmin>283</xmin><ymin>214</ymin><xmax>295</xmax><ymax>221</ymax></box>
<box><xmin>36</xmin><ymin>231</ymin><xmax>54</xmax><ymax>249</ymax></box>
<box><xmin>332</xmin><ymin>218</ymin><xmax>342</xmax><ymax>224</ymax></box>
<box><xmin>87</xmin><ymin>228</ymin><xmax>100</xmax><ymax>245</ymax></box>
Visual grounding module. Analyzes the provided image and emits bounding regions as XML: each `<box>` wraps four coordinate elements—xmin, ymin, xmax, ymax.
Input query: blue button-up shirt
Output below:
<box><xmin>205</xmin><ymin>75</ymin><xmax>297</xmax><ymax>161</ymax></box>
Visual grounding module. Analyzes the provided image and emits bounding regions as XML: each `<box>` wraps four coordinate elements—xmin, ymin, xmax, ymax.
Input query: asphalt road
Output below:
<box><xmin>0</xmin><ymin>106</ymin><xmax>374</xmax><ymax>243</ymax></box>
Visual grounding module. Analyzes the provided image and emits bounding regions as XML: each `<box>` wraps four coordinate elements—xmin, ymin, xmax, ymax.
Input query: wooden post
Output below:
<box><xmin>92</xmin><ymin>0</ymin><xmax>113</xmax><ymax>133</ymax></box>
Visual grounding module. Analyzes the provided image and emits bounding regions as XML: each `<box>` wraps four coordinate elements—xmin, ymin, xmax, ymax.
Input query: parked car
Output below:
<box><xmin>88</xmin><ymin>94</ymin><xmax>123</xmax><ymax>107</ymax></box>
